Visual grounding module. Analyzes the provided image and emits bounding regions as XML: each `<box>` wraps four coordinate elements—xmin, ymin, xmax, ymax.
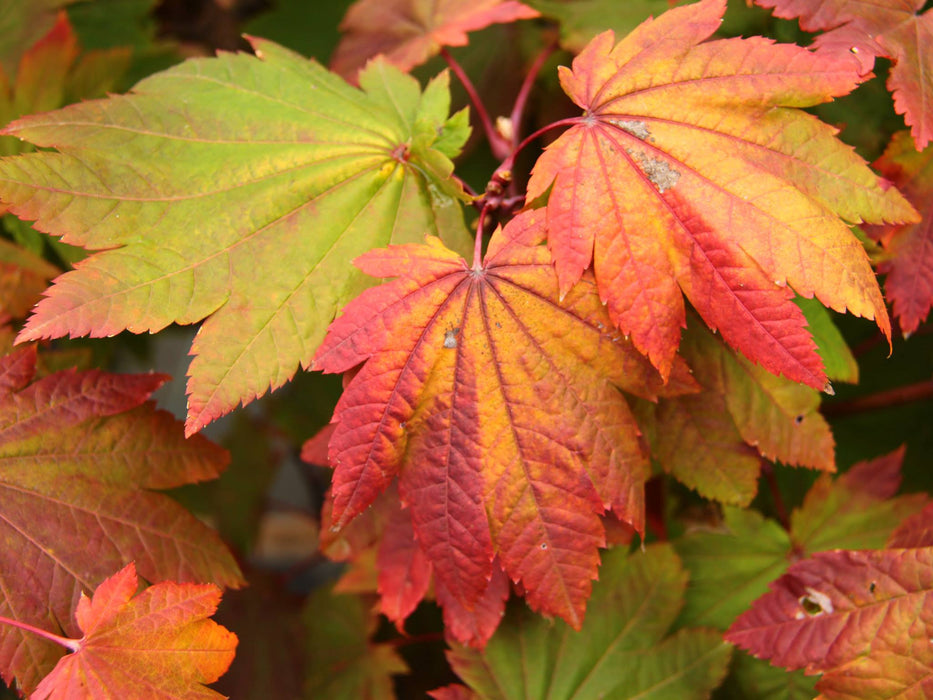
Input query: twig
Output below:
<box><xmin>441</xmin><ymin>48</ymin><xmax>510</xmax><ymax>160</ymax></box>
<box><xmin>821</xmin><ymin>378</ymin><xmax>933</xmax><ymax>417</ymax></box>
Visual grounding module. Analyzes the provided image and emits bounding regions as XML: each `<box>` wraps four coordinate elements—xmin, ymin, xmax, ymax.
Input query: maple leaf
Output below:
<box><xmin>865</xmin><ymin>130</ymin><xmax>933</xmax><ymax>336</ymax></box>
<box><xmin>304</xmin><ymin>583</ymin><xmax>408</xmax><ymax>699</ymax></box>
<box><xmin>0</xmin><ymin>344</ymin><xmax>242</xmax><ymax>692</ymax></box>
<box><xmin>725</xmin><ymin>546</ymin><xmax>933</xmax><ymax>699</ymax></box>
<box><xmin>331</xmin><ymin>0</ymin><xmax>540</xmax><ymax>79</ymax></box>
<box><xmin>755</xmin><ymin>0</ymin><xmax>933</xmax><ymax>150</ymax></box>
<box><xmin>442</xmin><ymin>544</ymin><xmax>732</xmax><ymax>699</ymax></box>
<box><xmin>29</xmin><ymin>562</ymin><xmax>237</xmax><ymax>700</ymax></box>
<box><xmin>674</xmin><ymin>448</ymin><xmax>927</xmax><ymax>630</ymax></box>
<box><xmin>636</xmin><ymin>319</ymin><xmax>835</xmax><ymax>506</ymax></box>
<box><xmin>525</xmin><ymin>0</ymin><xmax>915</xmax><ymax>388</ymax></box>
<box><xmin>0</xmin><ymin>237</ymin><xmax>57</xmax><ymax>319</ymax></box>
<box><xmin>313</xmin><ymin>208</ymin><xmax>697</xmax><ymax>629</ymax></box>
<box><xmin>0</xmin><ymin>45</ymin><xmax>472</xmax><ymax>437</ymax></box>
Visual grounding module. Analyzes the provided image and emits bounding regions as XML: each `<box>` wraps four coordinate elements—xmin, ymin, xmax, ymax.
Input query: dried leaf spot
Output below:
<box><xmin>794</xmin><ymin>415</ymin><xmax>804</xmax><ymax>424</ymax></box>
<box><xmin>626</xmin><ymin>148</ymin><xmax>680</xmax><ymax>193</ymax></box>
<box><xmin>444</xmin><ymin>327</ymin><xmax>459</xmax><ymax>349</ymax></box>
<box><xmin>609</xmin><ymin>119</ymin><xmax>652</xmax><ymax>141</ymax></box>
<box><xmin>797</xmin><ymin>587</ymin><xmax>834</xmax><ymax>617</ymax></box>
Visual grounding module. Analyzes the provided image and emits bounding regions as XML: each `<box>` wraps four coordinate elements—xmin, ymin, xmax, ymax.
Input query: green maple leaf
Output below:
<box><xmin>674</xmin><ymin>448</ymin><xmax>927</xmax><ymax>631</ymax></box>
<box><xmin>0</xmin><ymin>41</ymin><xmax>471</xmax><ymax>435</ymax></box>
<box><xmin>443</xmin><ymin>544</ymin><xmax>731</xmax><ymax>700</ymax></box>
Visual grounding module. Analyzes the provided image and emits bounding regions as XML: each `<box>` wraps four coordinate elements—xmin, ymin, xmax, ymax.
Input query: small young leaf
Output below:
<box><xmin>31</xmin><ymin>562</ymin><xmax>237</xmax><ymax>700</ymax></box>
<box><xmin>314</xmin><ymin>209</ymin><xmax>697</xmax><ymax>629</ymax></box>
<box><xmin>331</xmin><ymin>0</ymin><xmax>540</xmax><ymax>79</ymax></box>
<box><xmin>526</xmin><ymin>0</ymin><xmax>914</xmax><ymax>386</ymax></box>
<box><xmin>0</xmin><ymin>45</ymin><xmax>471</xmax><ymax>436</ymax></box>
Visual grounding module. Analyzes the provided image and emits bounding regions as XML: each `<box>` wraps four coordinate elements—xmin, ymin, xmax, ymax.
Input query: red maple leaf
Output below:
<box><xmin>726</xmin><ymin>545</ymin><xmax>933</xmax><ymax>699</ymax></box>
<box><xmin>30</xmin><ymin>563</ymin><xmax>236</xmax><ymax>700</ymax></box>
<box><xmin>313</xmin><ymin>208</ymin><xmax>696</xmax><ymax>628</ymax></box>
<box><xmin>755</xmin><ymin>0</ymin><xmax>933</xmax><ymax>149</ymax></box>
<box><xmin>525</xmin><ymin>0</ymin><xmax>915</xmax><ymax>388</ymax></box>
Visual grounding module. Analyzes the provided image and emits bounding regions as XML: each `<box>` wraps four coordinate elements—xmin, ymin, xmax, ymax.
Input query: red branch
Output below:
<box><xmin>821</xmin><ymin>379</ymin><xmax>933</xmax><ymax>417</ymax></box>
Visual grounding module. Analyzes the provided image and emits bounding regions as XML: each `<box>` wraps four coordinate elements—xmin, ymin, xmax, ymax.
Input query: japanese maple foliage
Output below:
<box><xmin>0</xmin><ymin>0</ymin><xmax>931</xmax><ymax>696</ymax></box>
<box><xmin>0</xmin><ymin>342</ymin><xmax>242</xmax><ymax>692</ymax></box>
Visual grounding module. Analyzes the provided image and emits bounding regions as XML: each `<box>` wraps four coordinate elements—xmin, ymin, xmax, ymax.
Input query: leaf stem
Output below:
<box><xmin>821</xmin><ymin>379</ymin><xmax>933</xmax><ymax>417</ymax></box>
<box><xmin>509</xmin><ymin>40</ymin><xmax>558</xmax><ymax>150</ymax></box>
<box><xmin>473</xmin><ymin>203</ymin><xmax>491</xmax><ymax>270</ymax></box>
<box><xmin>497</xmin><ymin>117</ymin><xmax>580</xmax><ymax>177</ymax></box>
<box><xmin>441</xmin><ymin>48</ymin><xmax>511</xmax><ymax>160</ymax></box>
<box><xmin>0</xmin><ymin>615</ymin><xmax>80</xmax><ymax>652</ymax></box>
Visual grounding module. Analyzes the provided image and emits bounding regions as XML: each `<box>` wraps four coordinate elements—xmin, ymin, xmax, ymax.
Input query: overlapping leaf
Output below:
<box><xmin>526</xmin><ymin>0</ymin><xmax>914</xmax><ymax>388</ymax></box>
<box><xmin>636</xmin><ymin>319</ymin><xmax>835</xmax><ymax>506</ymax></box>
<box><xmin>755</xmin><ymin>0</ymin><xmax>933</xmax><ymax>150</ymax></box>
<box><xmin>865</xmin><ymin>130</ymin><xmax>933</xmax><ymax>336</ymax></box>
<box><xmin>440</xmin><ymin>544</ymin><xmax>732</xmax><ymax>700</ymax></box>
<box><xmin>331</xmin><ymin>0</ymin><xmax>540</xmax><ymax>79</ymax></box>
<box><xmin>0</xmin><ymin>237</ymin><xmax>57</xmax><ymax>320</ymax></box>
<box><xmin>526</xmin><ymin>0</ymin><xmax>674</xmax><ymax>53</ymax></box>
<box><xmin>674</xmin><ymin>448</ymin><xmax>926</xmax><ymax>630</ymax></box>
<box><xmin>0</xmin><ymin>1</ymin><xmax>74</xmax><ymax>77</ymax></box>
<box><xmin>32</xmin><ymin>563</ymin><xmax>237</xmax><ymax>700</ymax></box>
<box><xmin>313</xmin><ymin>208</ymin><xmax>697</xmax><ymax>629</ymax></box>
<box><xmin>0</xmin><ymin>12</ymin><xmax>130</xmax><ymax>158</ymax></box>
<box><xmin>0</xmin><ymin>344</ymin><xmax>242</xmax><ymax>692</ymax></box>
<box><xmin>0</xmin><ymin>45</ymin><xmax>471</xmax><ymax>436</ymax></box>
<box><xmin>726</xmin><ymin>545</ymin><xmax>933</xmax><ymax>699</ymax></box>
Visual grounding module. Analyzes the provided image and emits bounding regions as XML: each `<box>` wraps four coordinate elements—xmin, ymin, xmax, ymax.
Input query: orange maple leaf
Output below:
<box><xmin>756</xmin><ymin>0</ymin><xmax>933</xmax><ymax>150</ymax></box>
<box><xmin>313</xmin><ymin>208</ymin><xmax>696</xmax><ymax>627</ymax></box>
<box><xmin>331</xmin><ymin>0</ymin><xmax>540</xmax><ymax>79</ymax></box>
<box><xmin>525</xmin><ymin>0</ymin><xmax>915</xmax><ymax>388</ymax></box>
<box><xmin>31</xmin><ymin>563</ymin><xmax>236</xmax><ymax>700</ymax></box>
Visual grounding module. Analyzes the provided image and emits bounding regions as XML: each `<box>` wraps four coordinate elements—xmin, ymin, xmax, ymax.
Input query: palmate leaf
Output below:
<box><xmin>526</xmin><ymin>0</ymin><xmax>915</xmax><ymax>387</ymax></box>
<box><xmin>755</xmin><ymin>0</ymin><xmax>933</xmax><ymax>150</ymax></box>
<box><xmin>32</xmin><ymin>563</ymin><xmax>237</xmax><ymax>700</ymax></box>
<box><xmin>313</xmin><ymin>209</ymin><xmax>697</xmax><ymax>629</ymax></box>
<box><xmin>0</xmin><ymin>43</ymin><xmax>471</xmax><ymax>436</ymax></box>
<box><xmin>0</xmin><ymin>344</ymin><xmax>242</xmax><ymax>692</ymax></box>
<box><xmin>331</xmin><ymin>0</ymin><xmax>540</xmax><ymax>79</ymax></box>
<box><xmin>440</xmin><ymin>544</ymin><xmax>732</xmax><ymax>700</ymax></box>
